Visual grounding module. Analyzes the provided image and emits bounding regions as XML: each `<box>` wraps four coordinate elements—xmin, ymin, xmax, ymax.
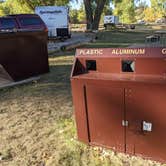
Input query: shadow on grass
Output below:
<box><xmin>0</xmin><ymin>64</ymin><xmax>73</xmax><ymax>104</ymax></box>
<box><xmin>49</xmin><ymin>50</ymin><xmax>75</xmax><ymax>58</ymax></box>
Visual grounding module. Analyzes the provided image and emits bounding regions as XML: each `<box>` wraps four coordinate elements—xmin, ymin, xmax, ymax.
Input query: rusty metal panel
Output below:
<box><xmin>71</xmin><ymin>79</ymin><xmax>90</xmax><ymax>143</ymax></box>
<box><xmin>0</xmin><ymin>31</ymin><xmax>49</xmax><ymax>81</ymax></box>
<box><xmin>125</xmin><ymin>84</ymin><xmax>166</xmax><ymax>162</ymax></box>
<box><xmin>86</xmin><ymin>84</ymin><xmax>125</xmax><ymax>152</ymax></box>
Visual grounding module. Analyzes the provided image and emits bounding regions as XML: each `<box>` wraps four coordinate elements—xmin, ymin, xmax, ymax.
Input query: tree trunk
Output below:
<box><xmin>92</xmin><ymin>0</ymin><xmax>107</xmax><ymax>30</ymax></box>
<box><xmin>84</xmin><ymin>0</ymin><xmax>107</xmax><ymax>31</ymax></box>
<box><xmin>84</xmin><ymin>0</ymin><xmax>93</xmax><ymax>30</ymax></box>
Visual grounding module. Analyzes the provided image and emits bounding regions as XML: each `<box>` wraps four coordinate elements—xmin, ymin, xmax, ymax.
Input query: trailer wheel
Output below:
<box><xmin>68</xmin><ymin>34</ymin><xmax>71</xmax><ymax>38</ymax></box>
<box><xmin>60</xmin><ymin>46</ymin><xmax>66</xmax><ymax>51</ymax></box>
<box><xmin>60</xmin><ymin>38</ymin><xmax>65</xmax><ymax>42</ymax></box>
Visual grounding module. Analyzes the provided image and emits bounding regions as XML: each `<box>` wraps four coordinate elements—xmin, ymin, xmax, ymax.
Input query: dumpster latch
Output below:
<box><xmin>122</xmin><ymin>120</ymin><xmax>129</xmax><ymax>127</ymax></box>
<box><xmin>142</xmin><ymin>121</ymin><xmax>152</xmax><ymax>132</ymax></box>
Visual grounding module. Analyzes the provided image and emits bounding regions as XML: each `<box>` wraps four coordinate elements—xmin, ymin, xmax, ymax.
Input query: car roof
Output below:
<box><xmin>0</xmin><ymin>16</ymin><xmax>16</xmax><ymax>19</ymax></box>
<box><xmin>0</xmin><ymin>14</ymin><xmax>42</xmax><ymax>20</ymax></box>
<box><xmin>7</xmin><ymin>14</ymin><xmax>40</xmax><ymax>17</ymax></box>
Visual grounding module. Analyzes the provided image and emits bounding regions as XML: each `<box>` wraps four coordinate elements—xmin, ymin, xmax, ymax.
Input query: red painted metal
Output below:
<box><xmin>0</xmin><ymin>31</ymin><xmax>49</xmax><ymax>81</ymax></box>
<box><xmin>71</xmin><ymin>47</ymin><xmax>166</xmax><ymax>162</ymax></box>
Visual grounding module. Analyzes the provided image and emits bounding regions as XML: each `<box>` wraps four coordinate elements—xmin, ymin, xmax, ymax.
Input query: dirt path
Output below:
<box><xmin>48</xmin><ymin>32</ymin><xmax>94</xmax><ymax>54</ymax></box>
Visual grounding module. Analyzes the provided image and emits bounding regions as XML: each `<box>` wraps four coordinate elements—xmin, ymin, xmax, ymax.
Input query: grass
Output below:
<box><xmin>0</xmin><ymin>30</ymin><xmax>166</xmax><ymax>166</ymax></box>
<box><xmin>83</xmin><ymin>30</ymin><xmax>152</xmax><ymax>48</ymax></box>
<box><xmin>135</xmin><ymin>23</ymin><xmax>166</xmax><ymax>31</ymax></box>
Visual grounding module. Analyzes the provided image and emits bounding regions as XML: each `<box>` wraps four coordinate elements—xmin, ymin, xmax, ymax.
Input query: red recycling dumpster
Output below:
<box><xmin>71</xmin><ymin>47</ymin><xmax>166</xmax><ymax>162</ymax></box>
<box><xmin>0</xmin><ymin>30</ymin><xmax>49</xmax><ymax>83</ymax></box>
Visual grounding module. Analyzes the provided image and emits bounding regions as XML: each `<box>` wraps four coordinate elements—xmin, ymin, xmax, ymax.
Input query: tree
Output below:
<box><xmin>135</xmin><ymin>1</ymin><xmax>148</xmax><ymax>21</ymax></box>
<box><xmin>84</xmin><ymin>0</ymin><xmax>107</xmax><ymax>31</ymax></box>
<box><xmin>113</xmin><ymin>0</ymin><xmax>136</xmax><ymax>23</ymax></box>
<box><xmin>70</xmin><ymin>7</ymin><xmax>86</xmax><ymax>24</ymax></box>
<box><xmin>103</xmin><ymin>2</ymin><xmax>113</xmax><ymax>15</ymax></box>
<box><xmin>18</xmin><ymin>0</ymin><xmax>70</xmax><ymax>10</ymax></box>
<box><xmin>0</xmin><ymin>0</ymin><xmax>72</xmax><ymax>16</ymax></box>
<box><xmin>77</xmin><ymin>4</ymin><xmax>86</xmax><ymax>23</ymax></box>
<box><xmin>0</xmin><ymin>0</ymin><xmax>32</xmax><ymax>16</ymax></box>
<box><xmin>70</xmin><ymin>9</ymin><xmax>79</xmax><ymax>24</ymax></box>
<box><xmin>151</xmin><ymin>0</ymin><xmax>166</xmax><ymax>18</ymax></box>
<box><xmin>142</xmin><ymin>0</ymin><xmax>166</xmax><ymax>22</ymax></box>
<box><xmin>143</xmin><ymin>7</ymin><xmax>156</xmax><ymax>22</ymax></box>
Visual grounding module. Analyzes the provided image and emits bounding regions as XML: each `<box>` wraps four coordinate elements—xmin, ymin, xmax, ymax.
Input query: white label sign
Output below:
<box><xmin>143</xmin><ymin>121</ymin><xmax>152</xmax><ymax>132</ymax></box>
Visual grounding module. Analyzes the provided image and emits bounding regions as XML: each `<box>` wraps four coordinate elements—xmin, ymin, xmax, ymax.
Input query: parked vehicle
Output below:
<box><xmin>137</xmin><ymin>20</ymin><xmax>146</xmax><ymax>24</ymax></box>
<box><xmin>104</xmin><ymin>15</ymin><xmax>119</xmax><ymax>30</ymax></box>
<box><xmin>35</xmin><ymin>6</ymin><xmax>71</xmax><ymax>39</ymax></box>
<box><xmin>104</xmin><ymin>15</ymin><xmax>119</xmax><ymax>25</ymax></box>
<box><xmin>0</xmin><ymin>14</ymin><xmax>48</xmax><ymax>32</ymax></box>
<box><xmin>130</xmin><ymin>24</ymin><xmax>135</xmax><ymax>29</ymax></box>
<box><xmin>155</xmin><ymin>18</ymin><xmax>165</xmax><ymax>24</ymax></box>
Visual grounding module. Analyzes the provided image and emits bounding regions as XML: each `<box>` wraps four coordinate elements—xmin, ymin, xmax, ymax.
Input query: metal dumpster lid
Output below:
<box><xmin>76</xmin><ymin>47</ymin><xmax>166</xmax><ymax>58</ymax></box>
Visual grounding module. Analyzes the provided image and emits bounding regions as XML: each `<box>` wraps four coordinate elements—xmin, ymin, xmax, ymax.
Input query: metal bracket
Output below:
<box><xmin>122</xmin><ymin>120</ymin><xmax>129</xmax><ymax>127</ymax></box>
<box><xmin>143</xmin><ymin>121</ymin><xmax>152</xmax><ymax>132</ymax></box>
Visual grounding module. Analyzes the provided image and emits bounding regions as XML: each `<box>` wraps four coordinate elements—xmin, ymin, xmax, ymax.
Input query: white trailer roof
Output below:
<box><xmin>35</xmin><ymin>6</ymin><xmax>68</xmax><ymax>29</ymax></box>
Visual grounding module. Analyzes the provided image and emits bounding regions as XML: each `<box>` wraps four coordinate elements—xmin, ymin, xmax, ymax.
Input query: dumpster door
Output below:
<box><xmin>86</xmin><ymin>84</ymin><xmax>125</xmax><ymax>152</ymax></box>
<box><xmin>126</xmin><ymin>85</ymin><xmax>166</xmax><ymax>161</ymax></box>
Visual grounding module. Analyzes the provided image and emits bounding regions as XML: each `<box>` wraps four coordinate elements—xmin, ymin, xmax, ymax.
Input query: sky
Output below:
<box><xmin>70</xmin><ymin>0</ymin><xmax>83</xmax><ymax>9</ymax></box>
<box><xmin>70</xmin><ymin>0</ymin><xmax>151</xmax><ymax>9</ymax></box>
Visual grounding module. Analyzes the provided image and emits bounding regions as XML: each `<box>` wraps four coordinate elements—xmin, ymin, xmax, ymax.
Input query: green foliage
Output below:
<box><xmin>0</xmin><ymin>0</ymin><xmax>72</xmax><ymax>16</ymax></box>
<box><xmin>113</xmin><ymin>0</ymin><xmax>136</xmax><ymax>23</ymax></box>
<box><xmin>135</xmin><ymin>1</ymin><xmax>148</xmax><ymax>21</ymax></box>
<box><xmin>151</xmin><ymin>0</ymin><xmax>166</xmax><ymax>17</ymax></box>
<box><xmin>77</xmin><ymin>4</ymin><xmax>86</xmax><ymax>23</ymax></box>
<box><xmin>0</xmin><ymin>0</ymin><xmax>32</xmax><ymax>16</ymax></box>
<box><xmin>143</xmin><ymin>7</ymin><xmax>156</xmax><ymax>22</ymax></box>
<box><xmin>101</xmin><ymin>1</ymin><xmax>113</xmax><ymax>25</ymax></box>
<box><xmin>70</xmin><ymin>4</ymin><xmax>85</xmax><ymax>24</ymax></box>
<box><xmin>85</xmin><ymin>0</ymin><xmax>112</xmax><ymax>17</ymax></box>
<box><xmin>18</xmin><ymin>0</ymin><xmax>70</xmax><ymax>10</ymax></box>
<box><xmin>0</xmin><ymin>9</ymin><xmax>4</xmax><ymax>16</ymax></box>
<box><xmin>70</xmin><ymin>9</ymin><xmax>79</xmax><ymax>23</ymax></box>
<box><xmin>103</xmin><ymin>0</ymin><xmax>113</xmax><ymax>15</ymax></box>
<box><xmin>141</xmin><ymin>0</ymin><xmax>166</xmax><ymax>22</ymax></box>
<box><xmin>135</xmin><ymin>0</ymin><xmax>166</xmax><ymax>22</ymax></box>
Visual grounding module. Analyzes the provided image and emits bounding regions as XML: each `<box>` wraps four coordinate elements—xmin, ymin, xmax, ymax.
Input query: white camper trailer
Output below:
<box><xmin>104</xmin><ymin>15</ymin><xmax>119</xmax><ymax>26</ymax></box>
<box><xmin>35</xmin><ymin>6</ymin><xmax>71</xmax><ymax>38</ymax></box>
